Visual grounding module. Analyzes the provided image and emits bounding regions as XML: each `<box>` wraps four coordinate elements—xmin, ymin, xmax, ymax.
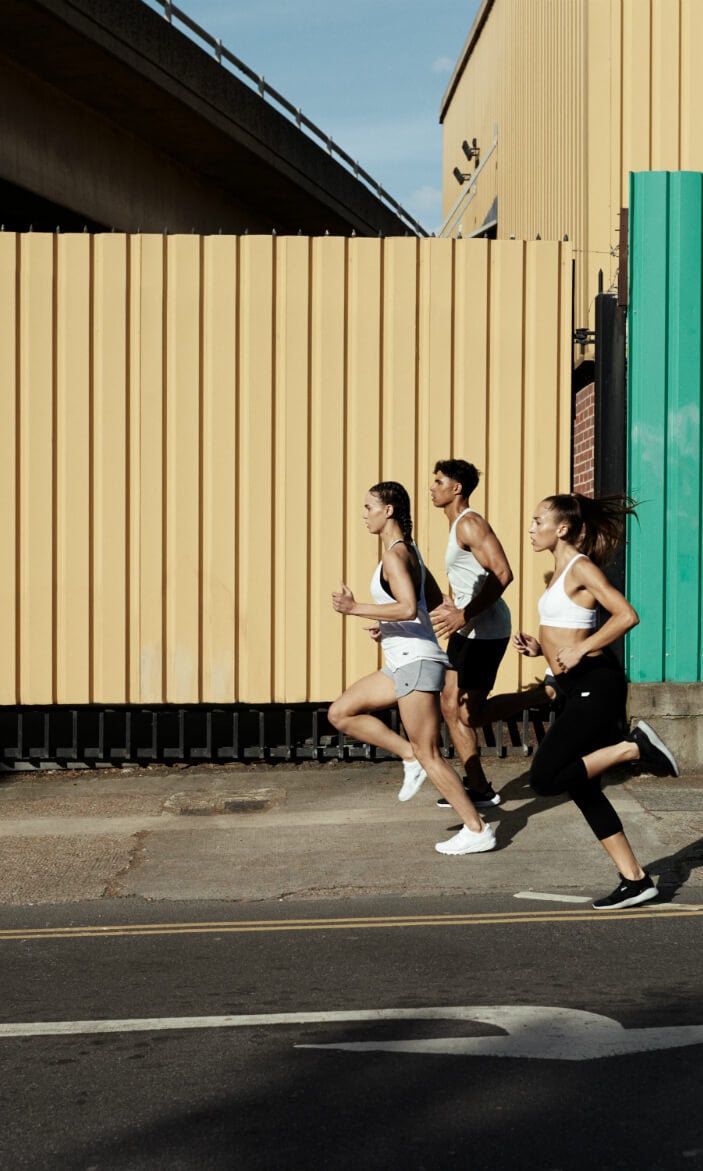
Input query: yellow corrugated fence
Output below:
<box><xmin>0</xmin><ymin>233</ymin><xmax>572</xmax><ymax>705</ymax></box>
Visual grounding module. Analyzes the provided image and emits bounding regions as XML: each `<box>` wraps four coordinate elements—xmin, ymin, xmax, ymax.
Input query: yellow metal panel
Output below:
<box><xmin>651</xmin><ymin>0</ymin><xmax>680</xmax><ymax>168</ymax></box>
<box><xmin>273</xmin><ymin>236</ymin><xmax>311</xmax><ymax>701</ymax></box>
<box><xmin>92</xmin><ymin>235</ymin><xmax>128</xmax><ymax>702</ymax></box>
<box><xmin>586</xmin><ymin>0</ymin><xmax>618</xmax><ymax>321</ymax></box>
<box><xmin>417</xmin><ymin>238</ymin><xmax>455</xmax><ymax>580</ymax></box>
<box><xmin>164</xmin><ymin>235</ymin><xmax>202</xmax><ymax>703</ymax></box>
<box><xmin>55</xmin><ymin>234</ymin><xmax>91</xmax><ymax>702</ymax></box>
<box><xmin>487</xmin><ymin>241</ymin><xmax>526</xmax><ymax>693</ymax></box>
<box><xmin>345</xmin><ymin>239</ymin><xmax>383</xmax><ymax>686</ymax></box>
<box><xmin>18</xmin><ymin>234</ymin><xmax>54</xmax><ymax>703</ymax></box>
<box><xmin>137</xmin><ymin>235</ymin><xmax>165</xmax><ymax>702</ymax></box>
<box><xmin>0</xmin><ymin>235</ymin><xmax>17</xmax><ymax>704</ymax></box>
<box><xmin>452</xmin><ymin>239</ymin><xmax>489</xmax><ymax>501</ymax></box>
<box><xmin>558</xmin><ymin>245</ymin><xmax>575</xmax><ymax>492</ymax></box>
<box><xmin>520</xmin><ymin>242</ymin><xmax>564</xmax><ymax>688</ymax></box>
<box><xmin>680</xmin><ymin>0</ymin><xmax>703</xmax><ymax>165</ymax></box>
<box><xmin>381</xmin><ymin>238</ymin><xmax>418</xmax><ymax>503</ymax></box>
<box><xmin>127</xmin><ymin>235</ymin><xmax>142</xmax><ymax>703</ymax></box>
<box><xmin>202</xmin><ymin>236</ymin><xmax>237</xmax><ymax>702</ymax></box>
<box><xmin>237</xmin><ymin>236</ymin><xmax>274</xmax><ymax>701</ymax></box>
<box><xmin>309</xmin><ymin>237</ymin><xmax>346</xmax><ymax>701</ymax></box>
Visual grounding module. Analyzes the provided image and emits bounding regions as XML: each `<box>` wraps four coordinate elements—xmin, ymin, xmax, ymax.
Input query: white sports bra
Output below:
<box><xmin>538</xmin><ymin>553</ymin><xmax>597</xmax><ymax>630</ymax></box>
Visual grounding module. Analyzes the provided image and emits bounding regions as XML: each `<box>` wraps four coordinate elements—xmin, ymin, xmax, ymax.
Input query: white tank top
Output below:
<box><xmin>538</xmin><ymin>553</ymin><xmax>597</xmax><ymax>630</ymax></box>
<box><xmin>445</xmin><ymin>508</ymin><xmax>511</xmax><ymax>640</ymax></box>
<box><xmin>371</xmin><ymin>542</ymin><xmax>449</xmax><ymax>672</ymax></box>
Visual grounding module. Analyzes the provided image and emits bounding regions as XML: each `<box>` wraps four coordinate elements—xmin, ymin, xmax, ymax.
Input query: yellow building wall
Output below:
<box><xmin>442</xmin><ymin>0</ymin><xmax>703</xmax><ymax>328</ymax></box>
<box><xmin>0</xmin><ymin>233</ymin><xmax>572</xmax><ymax>706</ymax></box>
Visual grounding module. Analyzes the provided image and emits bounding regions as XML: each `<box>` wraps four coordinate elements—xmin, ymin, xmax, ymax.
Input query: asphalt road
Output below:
<box><xmin>1</xmin><ymin>894</ymin><xmax>702</xmax><ymax>1170</ymax></box>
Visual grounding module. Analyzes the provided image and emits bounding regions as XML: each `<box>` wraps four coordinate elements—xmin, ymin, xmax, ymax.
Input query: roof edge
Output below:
<box><xmin>439</xmin><ymin>0</ymin><xmax>496</xmax><ymax>124</ymax></box>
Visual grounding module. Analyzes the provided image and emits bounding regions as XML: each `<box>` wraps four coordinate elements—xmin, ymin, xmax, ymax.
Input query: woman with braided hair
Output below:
<box><xmin>329</xmin><ymin>481</ymin><xmax>496</xmax><ymax>855</ymax></box>
<box><xmin>515</xmin><ymin>492</ymin><xmax>678</xmax><ymax>909</ymax></box>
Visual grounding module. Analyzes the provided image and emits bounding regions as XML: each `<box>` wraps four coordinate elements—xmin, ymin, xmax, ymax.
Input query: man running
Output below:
<box><xmin>430</xmin><ymin>459</ymin><xmax>513</xmax><ymax>809</ymax></box>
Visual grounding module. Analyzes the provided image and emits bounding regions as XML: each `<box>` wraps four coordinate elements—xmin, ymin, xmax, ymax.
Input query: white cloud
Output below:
<box><xmin>432</xmin><ymin>56</ymin><xmax>454</xmax><ymax>74</ymax></box>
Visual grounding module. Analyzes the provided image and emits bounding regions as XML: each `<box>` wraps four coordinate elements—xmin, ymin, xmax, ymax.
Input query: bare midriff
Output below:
<box><xmin>539</xmin><ymin>625</ymin><xmax>599</xmax><ymax>676</ymax></box>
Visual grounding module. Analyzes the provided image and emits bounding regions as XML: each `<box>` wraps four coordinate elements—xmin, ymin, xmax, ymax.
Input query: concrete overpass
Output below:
<box><xmin>0</xmin><ymin>0</ymin><xmax>421</xmax><ymax>236</ymax></box>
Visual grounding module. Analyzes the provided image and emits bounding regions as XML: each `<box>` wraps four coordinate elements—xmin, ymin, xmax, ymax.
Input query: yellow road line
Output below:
<box><xmin>0</xmin><ymin>906</ymin><xmax>701</xmax><ymax>942</ymax></box>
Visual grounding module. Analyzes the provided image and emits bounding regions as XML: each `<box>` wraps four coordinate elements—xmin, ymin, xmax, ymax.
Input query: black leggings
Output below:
<box><xmin>529</xmin><ymin>654</ymin><xmax>628</xmax><ymax>841</ymax></box>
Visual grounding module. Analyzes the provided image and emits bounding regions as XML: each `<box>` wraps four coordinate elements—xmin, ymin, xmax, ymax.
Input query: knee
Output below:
<box><xmin>529</xmin><ymin>759</ymin><xmax>554</xmax><ymax>797</ymax></box>
<box><xmin>327</xmin><ymin>699</ymin><xmax>347</xmax><ymax>731</ymax></box>
<box><xmin>409</xmin><ymin>739</ymin><xmax>440</xmax><ymax>768</ymax></box>
<box><xmin>440</xmin><ymin>689</ymin><xmax>459</xmax><ymax>723</ymax></box>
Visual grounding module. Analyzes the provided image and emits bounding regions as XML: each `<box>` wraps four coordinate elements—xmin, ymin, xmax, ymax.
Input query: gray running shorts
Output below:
<box><xmin>382</xmin><ymin>658</ymin><xmax>446</xmax><ymax>699</ymax></box>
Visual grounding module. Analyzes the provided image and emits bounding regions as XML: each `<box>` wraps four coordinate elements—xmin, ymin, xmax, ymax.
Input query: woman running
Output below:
<box><xmin>514</xmin><ymin>493</ymin><xmax>678</xmax><ymax>909</ymax></box>
<box><xmin>329</xmin><ymin>481</ymin><xmax>496</xmax><ymax>855</ymax></box>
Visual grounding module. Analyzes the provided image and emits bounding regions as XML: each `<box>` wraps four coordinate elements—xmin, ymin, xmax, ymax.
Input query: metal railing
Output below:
<box><xmin>0</xmin><ymin>703</ymin><xmax>552</xmax><ymax>768</ymax></box>
<box><xmin>145</xmin><ymin>0</ymin><xmax>428</xmax><ymax>237</ymax></box>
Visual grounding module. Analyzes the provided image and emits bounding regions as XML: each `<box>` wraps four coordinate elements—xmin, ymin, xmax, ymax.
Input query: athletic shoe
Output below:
<box><xmin>398</xmin><ymin>758</ymin><xmax>427</xmax><ymax>802</ymax></box>
<box><xmin>631</xmin><ymin>720</ymin><xmax>680</xmax><ymax>777</ymax></box>
<box><xmin>436</xmin><ymin>781</ymin><xmax>501</xmax><ymax>809</ymax></box>
<box><xmin>435</xmin><ymin>823</ymin><xmax>497</xmax><ymax>855</ymax></box>
<box><xmin>592</xmin><ymin>872</ymin><xmax>658</xmax><ymax>910</ymax></box>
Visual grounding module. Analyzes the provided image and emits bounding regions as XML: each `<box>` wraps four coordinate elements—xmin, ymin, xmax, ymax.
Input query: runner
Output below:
<box><xmin>515</xmin><ymin>492</ymin><xmax>679</xmax><ymax>910</ymax></box>
<box><xmin>430</xmin><ymin>460</ymin><xmax>513</xmax><ymax>810</ymax></box>
<box><xmin>328</xmin><ymin>480</ymin><xmax>496</xmax><ymax>855</ymax></box>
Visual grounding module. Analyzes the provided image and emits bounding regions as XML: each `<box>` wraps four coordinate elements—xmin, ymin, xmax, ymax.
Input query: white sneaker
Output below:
<box><xmin>435</xmin><ymin>823</ymin><xmax>497</xmax><ymax>855</ymax></box>
<box><xmin>398</xmin><ymin>759</ymin><xmax>427</xmax><ymax>802</ymax></box>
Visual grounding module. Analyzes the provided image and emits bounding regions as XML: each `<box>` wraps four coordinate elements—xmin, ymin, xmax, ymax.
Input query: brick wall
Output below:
<box><xmin>572</xmin><ymin>382</ymin><xmax>594</xmax><ymax>495</ymax></box>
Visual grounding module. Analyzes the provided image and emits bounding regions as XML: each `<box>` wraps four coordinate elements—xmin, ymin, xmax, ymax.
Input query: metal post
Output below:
<box><xmin>593</xmin><ymin>292</ymin><xmax>628</xmax><ymax>662</ymax></box>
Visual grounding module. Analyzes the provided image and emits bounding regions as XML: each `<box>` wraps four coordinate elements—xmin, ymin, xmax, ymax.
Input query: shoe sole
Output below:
<box><xmin>636</xmin><ymin>720</ymin><xmax>680</xmax><ymax>777</ymax></box>
<box><xmin>436</xmin><ymin>793</ymin><xmax>501</xmax><ymax>809</ymax></box>
<box><xmin>592</xmin><ymin>885</ymin><xmax>658</xmax><ymax>911</ymax></box>
<box><xmin>435</xmin><ymin>835</ymin><xmax>497</xmax><ymax>856</ymax></box>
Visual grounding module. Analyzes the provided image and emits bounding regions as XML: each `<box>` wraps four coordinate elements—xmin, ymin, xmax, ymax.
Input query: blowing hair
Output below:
<box><xmin>544</xmin><ymin>492</ymin><xmax>638</xmax><ymax>567</ymax></box>
<box><xmin>433</xmin><ymin>459</ymin><xmax>480</xmax><ymax>499</ymax></box>
<box><xmin>370</xmin><ymin>481</ymin><xmax>413</xmax><ymax>542</ymax></box>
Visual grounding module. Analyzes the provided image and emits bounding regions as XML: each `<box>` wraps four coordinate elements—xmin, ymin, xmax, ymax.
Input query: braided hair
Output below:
<box><xmin>370</xmin><ymin>481</ymin><xmax>413</xmax><ymax>542</ymax></box>
<box><xmin>543</xmin><ymin>492</ymin><xmax>638</xmax><ymax>567</ymax></box>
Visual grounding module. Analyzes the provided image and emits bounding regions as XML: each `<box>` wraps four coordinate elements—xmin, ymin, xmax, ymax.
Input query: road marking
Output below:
<box><xmin>297</xmin><ymin>1005</ymin><xmax>703</xmax><ymax>1061</ymax></box>
<box><xmin>514</xmin><ymin>892</ymin><xmax>592</xmax><ymax>904</ymax></box>
<box><xmin>3</xmin><ymin>1005</ymin><xmax>703</xmax><ymax>1061</ymax></box>
<box><xmin>0</xmin><ymin>904</ymin><xmax>701</xmax><ymax>943</ymax></box>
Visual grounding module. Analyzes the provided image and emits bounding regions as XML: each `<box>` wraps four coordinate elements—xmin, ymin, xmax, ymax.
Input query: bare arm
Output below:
<box><xmin>331</xmin><ymin>546</ymin><xmax>418</xmax><ymax>622</ymax></box>
<box><xmin>431</xmin><ymin>514</ymin><xmax>513</xmax><ymax>638</ymax></box>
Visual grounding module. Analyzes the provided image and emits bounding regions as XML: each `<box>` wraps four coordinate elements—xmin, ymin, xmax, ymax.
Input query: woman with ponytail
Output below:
<box><xmin>329</xmin><ymin>481</ymin><xmax>496</xmax><ymax>855</ymax></box>
<box><xmin>515</xmin><ymin>492</ymin><xmax>678</xmax><ymax>909</ymax></box>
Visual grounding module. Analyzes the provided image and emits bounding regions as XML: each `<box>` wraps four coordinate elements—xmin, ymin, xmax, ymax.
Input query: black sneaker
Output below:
<box><xmin>436</xmin><ymin>781</ymin><xmax>501</xmax><ymax>809</ymax></box>
<box><xmin>592</xmin><ymin>872</ymin><xmax>658</xmax><ymax>910</ymax></box>
<box><xmin>631</xmin><ymin>720</ymin><xmax>680</xmax><ymax>777</ymax></box>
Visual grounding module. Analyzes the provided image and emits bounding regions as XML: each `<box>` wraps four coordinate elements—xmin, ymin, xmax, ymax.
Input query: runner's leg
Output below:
<box><xmin>399</xmin><ymin>688</ymin><xmax>485</xmax><ymax>832</ymax></box>
<box><xmin>328</xmin><ymin>671</ymin><xmax>414</xmax><ymax>761</ymax></box>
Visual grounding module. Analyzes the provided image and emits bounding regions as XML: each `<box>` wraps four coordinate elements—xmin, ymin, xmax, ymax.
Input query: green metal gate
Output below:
<box><xmin>627</xmin><ymin>171</ymin><xmax>703</xmax><ymax>682</ymax></box>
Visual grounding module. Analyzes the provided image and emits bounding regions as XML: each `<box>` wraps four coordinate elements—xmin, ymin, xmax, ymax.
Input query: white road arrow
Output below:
<box><xmin>296</xmin><ymin>1005</ymin><xmax>703</xmax><ymax>1061</ymax></box>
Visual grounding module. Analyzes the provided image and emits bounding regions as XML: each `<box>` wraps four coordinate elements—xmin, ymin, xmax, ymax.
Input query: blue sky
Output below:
<box><xmin>145</xmin><ymin>0</ymin><xmax>482</xmax><ymax>233</ymax></box>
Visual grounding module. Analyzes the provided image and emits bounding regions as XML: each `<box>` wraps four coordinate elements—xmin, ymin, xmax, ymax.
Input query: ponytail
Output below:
<box><xmin>544</xmin><ymin>492</ymin><xmax>638</xmax><ymax>567</ymax></box>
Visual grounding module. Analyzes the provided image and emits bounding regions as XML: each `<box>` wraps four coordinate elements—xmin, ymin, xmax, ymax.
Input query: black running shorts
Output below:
<box><xmin>446</xmin><ymin>633</ymin><xmax>509</xmax><ymax>693</ymax></box>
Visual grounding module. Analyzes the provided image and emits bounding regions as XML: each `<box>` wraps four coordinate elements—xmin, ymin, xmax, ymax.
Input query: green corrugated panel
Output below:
<box><xmin>627</xmin><ymin>172</ymin><xmax>703</xmax><ymax>683</ymax></box>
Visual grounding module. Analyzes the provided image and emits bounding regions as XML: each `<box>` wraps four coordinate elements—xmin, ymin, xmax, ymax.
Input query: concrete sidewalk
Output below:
<box><xmin>0</xmin><ymin>759</ymin><xmax>702</xmax><ymax>907</ymax></box>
